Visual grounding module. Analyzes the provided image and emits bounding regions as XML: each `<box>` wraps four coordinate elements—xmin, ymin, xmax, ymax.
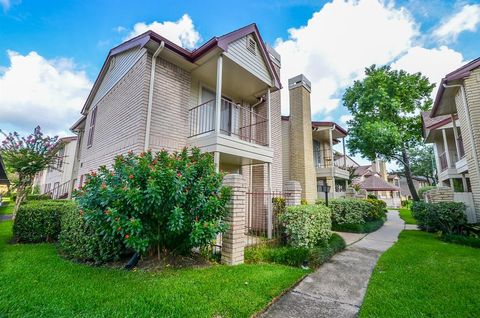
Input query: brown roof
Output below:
<box><xmin>356</xmin><ymin>175</ymin><xmax>400</xmax><ymax>191</ymax></box>
<box><xmin>281</xmin><ymin>116</ymin><xmax>348</xmax><ymax>136</ymax></box>
<box><xmin>354</xmin><ymin>165</ymin><xmax>372</xmax><ymax>177</ymax></box>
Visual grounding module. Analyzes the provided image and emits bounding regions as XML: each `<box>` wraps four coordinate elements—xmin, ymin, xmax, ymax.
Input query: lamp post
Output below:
<box><xmin>321</xmin><ymin>184</ymin><xmax>331</xmax><ymax>206</ymax></box>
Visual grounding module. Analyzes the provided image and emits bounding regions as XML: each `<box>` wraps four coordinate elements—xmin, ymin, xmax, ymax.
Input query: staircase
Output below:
<box><xmin>47</xmin><ymin>181</ymin><xmax>71</xmax><ymax>199</ymax></box>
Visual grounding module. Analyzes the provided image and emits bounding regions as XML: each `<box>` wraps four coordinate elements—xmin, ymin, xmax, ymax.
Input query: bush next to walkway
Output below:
<box><xmin>327</xmin><ymin>198</ymin><xmax>385</xmax><ymax>233</ymax></box>
<box><xmin>278</xmin><ymin>204</ymin><xmax>332</xmax><ymax>248</ymax></box>
<box><xmin>13</xmin><ymin>200</ymin><xmax>76</xmax><ymax>243</ymax></box>
<box><xmin>245</xmin><ymin>233</ymin><xmax>345</xmax><ymax>268</ymax></box>
<box><xmin>412</xmin><ymin>201</ymin><xmax>466</xmax><ymax>234</ymax></box>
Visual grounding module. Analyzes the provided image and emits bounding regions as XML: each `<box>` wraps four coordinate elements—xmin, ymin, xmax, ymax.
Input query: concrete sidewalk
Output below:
<box><xmin>0</xmin><ymin>214</ymin><xmax>12</xmax><ymax>222</ymax></box>
<box><xmin>261</xmin><ymin>210</ymin><xmax>404</xmax><ymax>318</ymax></box>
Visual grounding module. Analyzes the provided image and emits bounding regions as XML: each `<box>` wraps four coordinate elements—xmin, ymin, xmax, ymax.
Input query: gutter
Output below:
<box><xmin>144</xmin><ymin>41</ymin><xmax>165</xmax><ymax>151</ymax></box>
<box><xmin>443</xmin><ymin>83</ymin><xmax>480</xmax><ymax>191</ymax></box>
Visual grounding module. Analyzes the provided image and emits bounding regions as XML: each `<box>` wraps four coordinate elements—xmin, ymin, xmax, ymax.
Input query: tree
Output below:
<box><xmin>0</xmin><ymin>126</ymin><xmax>60</xmax><ymax>216</ymax></box>
<box><xmin>343</xmin><ymin>65</ymin><xmax>434</xmax><ymax>201</ymax></box>
<box><xmin>409</xmin><ymin>145</ymin><xmax>437</xmax><ymax>185</ymax></box>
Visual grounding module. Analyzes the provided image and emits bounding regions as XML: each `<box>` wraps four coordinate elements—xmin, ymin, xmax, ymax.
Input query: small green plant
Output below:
<box><xmin>418</xmin><ymin>186</ymin><xmax>437</xmax><ymax>199</ymax></box>
<box><xmin>277</xmin><ymin>204</ymin><xmax>332</xmax><ymax>248</ymax></box>
<box><xmin>367</xmin><ymin>194</ymin><xmax>378</xmax><ymax>199</ymax></box>
<box><xmin>300</xmin><ymin>198</ymin><xmax>308</xmax><ymax>205</ymax></box>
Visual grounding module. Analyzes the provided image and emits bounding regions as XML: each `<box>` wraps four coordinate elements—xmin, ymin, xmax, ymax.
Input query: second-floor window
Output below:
<box><xmin>87</xmin><ymin>107</ymin><xmax>97</xmax><ymax>148</ymax></box>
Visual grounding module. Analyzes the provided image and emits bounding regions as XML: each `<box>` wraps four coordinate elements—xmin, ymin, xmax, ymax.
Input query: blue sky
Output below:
<box><xmin>1</xmin><ymin>0</ymin><xmax>479</xmax><ymax>165</ymax></box>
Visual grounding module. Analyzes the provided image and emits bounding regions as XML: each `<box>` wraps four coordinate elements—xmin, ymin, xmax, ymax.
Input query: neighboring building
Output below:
<box><xmin>281</xmin><ymin>74</ymin><xmax>350</xmax><ymax>203</ymax></box>
<box><xmin>397</xmin><ymin>175</ymin><xmax>430</xmax><ymax>200</ymax></box>
<box><xmin>427</xmin><ymin>57</ymin><xmax>480</xmax><ymax>221</ymax></box>
<box><xmin>0</xmin><ymin>155</ymin><xmax>9</xmax><ymax>195</ymax></box>
<box><xmin>353</xmin><ymin>161</ymin><xmax>401</xmax><ymax>207</ymax></box>
<box><xmin>68</xmin><ymin>24</ymin><xmax>283</xmax><ymax>199</ymax></box>
<box><xmin>33</xmin><ymin>136</ymin><xmax>78</xmax><ymax>198</ymax></box>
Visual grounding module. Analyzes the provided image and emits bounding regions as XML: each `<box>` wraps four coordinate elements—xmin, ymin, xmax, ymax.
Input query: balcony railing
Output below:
<box><xmin>313</xmin><ymin>149</ymin><xmax>346</xmax><ymax>169</ymax></box>
<box><xmin>457</xmin><ymin>136</ymin><xmax>465</xmax><ymax>159</ymax></box>
<box><xmin>188</xmin><ymin>98</ymin><xmax>268</xmax><ymax>146</ymax></box>
<box><xmin>439</xmin><ymin>152</ymin><xmax>448</xmax><ymax>172</ymax></box>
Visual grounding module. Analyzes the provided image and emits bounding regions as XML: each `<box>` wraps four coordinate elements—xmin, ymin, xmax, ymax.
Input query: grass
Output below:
<box><xmin>0</xmin><ymin>198</ymin><xmax>13</xmax><ymax>215</ymax></box>
<box><xmin>332</xmin><ymin>218</ymin><xmax>385</xmax><ymax>233</ymax></box>
<box><xmin>0</xmin><ymin>221</ymin><xmax>307</xmax><ymax>318</ymax></box>
<box><xmin>245</xmin><ymin>233</ymin><xmax>345</xmax><ymax>268</ymax></box>
<box><xmin>399</xmin><ymin>207</ymin><xmax>416</xmax><ymax>224</ymax></box>
<box><xmin>360</xmin><ymin>230</ymin><xmax>480</xmax><ymax>317</ymax></box>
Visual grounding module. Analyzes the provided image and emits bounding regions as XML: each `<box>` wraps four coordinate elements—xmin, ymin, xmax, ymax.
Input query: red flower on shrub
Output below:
<box><xmin>101</xmin><ymin>183</ymin><xmax>107</xmax><ymax>189</ymax></box>
<box><xmin>110</xmin><ymin>171</ymin><xmax>115</xmax><ymax>176</ymax></box>
<box><xmin>104</xmin><ymin>209</ymin><xmax>110</xmax><ymax>215</ymax></box>
<box><xmin>177</xmin><ymin>172</ymin><xmax>182</xmax><ymax>178</ymax></box>
<box><xmin>129</xmin><ymin>175</ymin><xmax>134</xmax><ymax>180</ymax></box>
<box><xmin>117</xmin><ymin>226</ymin><xmax>121</xmax><ymax>231</ymax></box>
<box><xmin>79</xmin><ymin>210</ymin><xmax>84</xmax><ymax>216</ymax></box>
<box><xmin>90</xmin><ymin>171</ymin><xmax>97</xmax><ymax>177</ymax></box>
<box><xmin>128</xmin><ymin>150</ymin><xmax>133</xmax><ymax>155</ymax></box>
<box><xmin>125</xmin><ymin>234</ymin><xmax>129</xmax><ymax>239</ymax></box>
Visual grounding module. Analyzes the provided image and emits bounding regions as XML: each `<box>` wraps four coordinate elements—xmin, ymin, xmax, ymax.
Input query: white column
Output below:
<box><xmin>214</xmin><ymin>151</ymin><xmax>220</xmax><ymax>173</ymax></box>
<box><xmin>215</xmin><ymin>55</ymin><xmax>223</xmax><ymax>135</ymax></box>
<box><xmin>433</xmin><ymin>143</ymin><xmax>441</xmax><ymax>176</ymax></box>
<box><xmin>267</xmin><ymin>162</ymin><xmax>272</xmax><ymax>239</ymax></box>
<box><xmin>461</xmin><ymin>174</ymin><xmax>468</xmax><ymax>192</ymax></box>
<box><xmin>442</xmin><ymin>129</ymin><xmax>451</xmax><ymax>168</ymax></box>
<box><xmin>329</xmin><ymin>128</ymin><xmax>335</xmax><ymax>192</ymax></box>
<box><xmin>342</xmin><ymin>137</ymin><xmax>347</xmax><ymax>167</ymax></box>
<box><xmin>267</xmin><ymin>88</ymin><xmax>272</xmax><ymax>147</ymax></box>
<box><xmin>451</xmin><ymin>114</ymin><xmax>461</xmax><ymax>160</ymax></box>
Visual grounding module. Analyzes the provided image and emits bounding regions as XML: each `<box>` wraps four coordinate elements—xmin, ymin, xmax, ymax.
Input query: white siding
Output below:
<box><xmin>225</xmin><ymin>35</ymin><xmax>272</xmax><ymax>85</ymax></box>
<box><xmin>91</xmin><ymin>46</ymin><xmax>147</xmax><ymax>108</ymax></box>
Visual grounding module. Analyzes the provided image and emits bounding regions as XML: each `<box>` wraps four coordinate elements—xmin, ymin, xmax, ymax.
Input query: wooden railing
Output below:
<box><xmin>47</xmin><ymin>180</ymin><xmax>70</xmax><ymax>199</ymax></box>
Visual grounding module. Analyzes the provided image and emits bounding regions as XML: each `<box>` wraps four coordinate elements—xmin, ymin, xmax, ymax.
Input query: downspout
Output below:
<box><xmin>144</xmin><ymin>41</ymin><xmax>165</xmax><ymax>151</ymax></box>
<box><xmin>443</xmin><ymin>83</ymin><xmax>480</xmax><ymax>191</ymax></box>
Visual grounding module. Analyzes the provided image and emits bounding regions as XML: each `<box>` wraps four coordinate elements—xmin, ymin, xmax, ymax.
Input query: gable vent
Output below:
<box><xmin>247</xmin><ymin>36</ymin><xmax>257</xmax><ymax>55</ymax></box>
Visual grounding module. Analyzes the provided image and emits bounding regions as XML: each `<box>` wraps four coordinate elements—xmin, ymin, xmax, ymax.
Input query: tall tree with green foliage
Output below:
<box><xmin>0</xmin><ymin>126</ymin><xmax>60</xmax><ymax>216</ymax></box>
<box><xmin>409</xmin><ymin>145</ymin><xmax>437</xmax><ymax>185</ymax></box>
<box><xmin>343</xmin><ymin>65</ymin><xmax>434</xmax><ymax>201</ymax></box>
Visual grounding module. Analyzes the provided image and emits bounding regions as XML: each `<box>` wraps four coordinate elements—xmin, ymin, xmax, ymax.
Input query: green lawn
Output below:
<box><xmin>398</xmin><ymin>207</ymin><xmax>416</xmax><ymax>224</ymax></box>
<box><xmin>0</xmin><ymin>199</ymin><xmax>13</xmax><ymax>215</ymax></box>
<box><xmin>360</xmin><ymin>231</ymin><xmax>480</xmax><ymax>317</ymax></box>
<box><xmin>0</xmin><ymin>221</ymin><xmax>307</xmax><ymax>318</ymax></box>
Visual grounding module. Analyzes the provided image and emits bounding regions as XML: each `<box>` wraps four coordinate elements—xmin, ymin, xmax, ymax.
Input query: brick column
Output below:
<box><xmin>285</xmin><ymin>181</ymin><xmax>302</xmax><ymax>206</ymax></box>
<box><xmin>221</xmin><ymin>174</ymin><xmax>247</xmax><ymax>265</ymax></box>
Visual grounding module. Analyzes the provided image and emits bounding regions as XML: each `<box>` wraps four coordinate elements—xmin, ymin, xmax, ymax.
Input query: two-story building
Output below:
<box><xmin>426</xmin><ymin>57</ymin><xmax>480</xmax><ymax>222</ymax></box>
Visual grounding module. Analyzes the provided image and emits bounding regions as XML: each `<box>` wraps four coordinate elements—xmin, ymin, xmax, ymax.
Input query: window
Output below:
<box><xmin>57</xmin><ymin>147</ymin><xmax>65</xmax><ymax>169</ymax></box>
<box><xmin>246</xmin><ymin>35</ymin><xmax>256</xmax><ymax>55</ymax></box>
<box><xmin>87</xmin><ymin>107</ymin><xmax>97</xmax><ymax>148</ymax></box>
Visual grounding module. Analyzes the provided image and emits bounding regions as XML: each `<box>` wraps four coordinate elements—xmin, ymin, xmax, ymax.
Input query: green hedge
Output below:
<box><xmin>11</xmin><ymin>193</ymin><xmax>52</xmax><ymax>202</ymax></box>
<box><xmin>245</xmin><ymin>233</ymin><xmax>346</xmax><ymax>268</ymax></box>
<box><xmin>441</xmin><ymin>234</ymin><xmax>480</xmax><ymax>249</ymax></box>
<box><xmin>13</xmin><ymin>200</ymin><xmax>75</xmax><ymax>243</ymax></box>
<box><xmin>332</xmin><ymin>218</ymin><xmax>385</xmax><ymax>233</ymax></box>
<box><xmin>412</xmin><ymin>201</ymin><xmax>467</xmax><ymax>234</ymax></box>
<box><xmin>278</xmin><ymin>204</ymin><xmax>332</xmax><ymax>248</ymax></box>
<box><xmin>59</xmin><ymin>205</ymin><xmax>124</xmax><ymax>264</ymax></box>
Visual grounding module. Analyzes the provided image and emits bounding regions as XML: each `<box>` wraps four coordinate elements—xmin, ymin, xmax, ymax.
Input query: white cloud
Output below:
<box><xmin>0</xmin><ymin>0</ymin><xmax>11</xmax><ymax>11</ymax></box>
<box><xmin>391</xmin><ymin>46</ymin><xmax>464</xmax><ymax>97</ymax></box>
<box><xmin>340</xmin><ymin>114</ymin><xmax>353</xmax><ymax>125</ymax></box>
<box><xmin>433</xmin><ymin>4</ymin><xmax>480</xmax><ymax>43</ymax></box>
<box><xmin>124</xmin><ymin>14</ymin><xmax>200</xmax><ymax>49</ymax></box>
<box><xmin>275</xmin><ymin>0</ymin><xmax>418</xmax><ymax>116</ymax></box>
<box><xmin>0</xmin><ymin>51</ymin><xmax>92</xmax><ymax>135</ymax></box>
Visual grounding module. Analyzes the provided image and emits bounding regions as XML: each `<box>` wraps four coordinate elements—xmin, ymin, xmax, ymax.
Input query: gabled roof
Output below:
<box><xmin>354</xmin><ymin>164</ymin><xmax>372</xmax><ymax>177</ymax></box>
<box><xmin>431</xmin><ymin>56</ymin><xmax>480</xmax><ymax>117</ymax></box>
<box><xmin>355</xmin><ymin>175</ymin><xmax>400</xmax><ymax>191</ymax></box>
<box><xmin>421</xmin><ymin>110</ymin><xmax>452</xmax><ymax>138</ymax></box>
<box><xmin>0</xmin><ymin>155</ymin><xmax>9</xmax><ymax>186</ymax></box>
<box><xmin>80</xmin><ymin>23</ymin><xmax>281</xmax><ymax>115</ymax></box>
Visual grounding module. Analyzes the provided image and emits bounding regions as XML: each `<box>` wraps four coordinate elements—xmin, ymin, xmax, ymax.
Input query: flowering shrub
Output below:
<box><xmin>364</xmin><ymin>198</ymin><xmax>387</xmax><ymax>220</ymax></box>
<box><xmin>74</xmin><ymin>147</ymin><xmax>231</xmax><ymax>257</ymax></box>
<box><xmin>278</xmin><ymin>204</ymin><xmax>332</xmax><ymax>248</ymax></box>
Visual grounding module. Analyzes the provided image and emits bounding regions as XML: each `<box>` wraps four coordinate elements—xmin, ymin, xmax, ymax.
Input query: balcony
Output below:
<box><xmin>313</xmin><ymin>149</ymin><xmax>349</xmax><ymax>180</ymax></box>
<box><xmin>188</xmin><ymin>98</ymin><xmax>273</xmax><ymax>165</ymax></box>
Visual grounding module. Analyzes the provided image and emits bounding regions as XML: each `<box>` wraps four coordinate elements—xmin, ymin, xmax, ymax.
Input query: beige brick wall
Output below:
<box><xmin>289</xmin><ymin>85</ymin><xmax>317</xmax><ymax>203</ymax></box>
<box><xmin>282</xmin><ymin>119</ymin><xmax>290</xmax><ymax>185</ymax></box>
<box><xmin>462</xmin><ymin>67</ymin><xmax>480</xmax><ymax>218</ymax></box>
<box><xmin>78</xmin><ymin>52</ymin><xmax>149</xmax><ymax>178</ymax></box>
<box><xmin>270</xmin><ymin>64</ymin><xmax>283</xmax><ymax>192</ymax></box>
<box><xmin>148</xmin><ymin>56</ymin><xmax>191</xmax><ymax>152</ymax></box>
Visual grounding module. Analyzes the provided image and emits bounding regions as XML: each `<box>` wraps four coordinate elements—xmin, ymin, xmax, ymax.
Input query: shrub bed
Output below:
<box><xmin>440</xmin><ymin>233</ymin><xmax>480</xmax><ymax>249</ymax></box>
<box><xmin>59</xmin><ymin>206</ymin><xmax>124</xmax><ymax>264</ymax></box>
<box><xmin>278</xmin><ymin>204</ymin><xmax>332</xmax><ymax>248</ymax></box>
<box><xmin>245</xmin><ymin>233</ymin><xmax>346</xmax><ymax>268</ymax></box>
<box><xmin>412</xmin><ymin>201</ymin><xmax>467</xmax><ymax>234</ymax></box>
<box><xmin>332</xmin><ymin>218</ymin><xmax>385</xmax><ymax>233</ymax></box>
<box><xmin>13</xmin><ymin>200</ymin><xmax>75</xmax><ymax>243</ymax></box>
<box><xmin>328</xmin><ymin>198</ymin><xmax>386</xmax><ymax>233</ymax></box>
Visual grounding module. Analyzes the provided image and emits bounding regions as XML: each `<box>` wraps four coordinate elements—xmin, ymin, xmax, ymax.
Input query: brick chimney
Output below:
<box><xmin>288</xmin><ymin>74</ymin><xmax>317</xmax><ymax>203</ymax></box>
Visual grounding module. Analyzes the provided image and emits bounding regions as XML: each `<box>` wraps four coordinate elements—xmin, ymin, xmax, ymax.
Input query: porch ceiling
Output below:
<box><xmin>191</xmin><ymin>54</ymin><xmax>271</xmax><ymax>104</ymax></box>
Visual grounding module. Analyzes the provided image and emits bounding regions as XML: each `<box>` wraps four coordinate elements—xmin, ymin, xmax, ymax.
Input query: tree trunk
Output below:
<box><xmin>402</xmin><ymin>148</ymin><xmax>420</xmax><ymax>201</ymax></box>
<box><xmin>13</xmin><ymin>185</ymin><xmax>27</xmax><ymax>219</ymax></box>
